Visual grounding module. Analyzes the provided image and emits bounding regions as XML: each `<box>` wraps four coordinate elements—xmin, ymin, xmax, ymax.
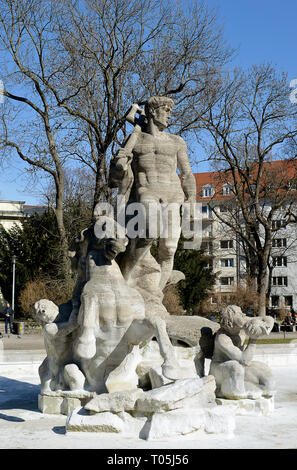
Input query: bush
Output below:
<box><xmin>162</xmin><ymin>284</ymin><xmax>185</xmax><ymax>315</ymax></box>
<box><xmin>19</xmin><ymin>277</ymin><xmax>75</xmax><ymax>319</ymax></box>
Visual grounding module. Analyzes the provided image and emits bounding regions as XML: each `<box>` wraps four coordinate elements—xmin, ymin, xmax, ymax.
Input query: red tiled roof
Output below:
<box><xmin>194</xmin><ymin>159</ymin><xmax>297</xmax><ymax>202</ymax></box>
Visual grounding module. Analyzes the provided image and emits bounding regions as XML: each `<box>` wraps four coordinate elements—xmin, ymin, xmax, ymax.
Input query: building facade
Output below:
<box><xmin>0</xmin><ymin>200</ymin><xmax>47</xmax><ymax>230</ymax></box>
<box><xmin>194</xmin><ymin>162</ymin><xmax>297</xmax><ymax>313</ymax></box>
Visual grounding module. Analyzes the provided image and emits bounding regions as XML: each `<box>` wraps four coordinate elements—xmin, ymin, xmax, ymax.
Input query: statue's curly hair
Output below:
<box><xmin>145</xmin><ymin>96</ymin><xmax>174</xmax><ymax>116</ymax></box>
<box><xmin>220</xmin><ymin>305</ymin><xmax>246</xmax><ymax>329</ymax></box>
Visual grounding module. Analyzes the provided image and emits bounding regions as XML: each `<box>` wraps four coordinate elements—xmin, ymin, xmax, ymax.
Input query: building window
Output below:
<box><xmin>206</xmin><ymin>259</ymin><xmax>213</xmax><ymax>269</ymax></box>
<box><xmin>272</xmin><ymin>276</ymin><xmax>288</xmax><ymax>287</ymax></box>
<box><xmin>220</xmin><ymin>258</ymin><xmax>234</xmax><ymax>267</ymax></box>
<box><xmin>220</xmin><ymin>239</ymin><xmax>233</xmax><ymax>249</ymax></box>
<box><xmin>272</xmin><ymin>238</ymin><xmax>287</xmax><ymax>248</ymax></box>
<box><xmin>284</xmin><ymin>296</ymin><xmax>293</xmax><ymax>307</ymax></box>
<box><xmin>202</xmin><ymin>184</ymin><xmax>214</xmax><ymax>198</ymax></box>
<box><xmin>220</xmin><ymin>277</ymin><xmax>234</xmax><ymax>286</ymax></box>
<box><xmin>201</xmin><ymin>241</ymin><xmax>213</xmax><ymax>252</ymax></box>
<box><xmin>272</xmin><ymin>219</ymin><xmax>286</xmax><ymax>229</ymax></box>
<box><xmin>202</xmin><ymin>205</ymin><xmax>208</xmax><ymax>213</ymax></box>
<box><xmin>271</xmin><ymin>296</ymin><xmax>280</xmax><ymax>307</ymax></box>
<box><xmin>272</xmin><ymin>256</ymin><xmax>287</xmax><ymax>267</ymax></box>
<box><xmin>222</xmin><ymin>183</ymin><xmax>233</xmax><ymax>196</ymax></box>
<box><xmin>288</xmin><ymin>180</ymin><xmax>297</xmax><ymax>191</ymax></box>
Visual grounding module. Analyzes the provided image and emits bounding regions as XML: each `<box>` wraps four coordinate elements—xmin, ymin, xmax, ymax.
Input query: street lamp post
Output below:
<box><xmin>12</xmin><ymin>255</ymin><xmax>16</xmax><ymax>314</ymax></box>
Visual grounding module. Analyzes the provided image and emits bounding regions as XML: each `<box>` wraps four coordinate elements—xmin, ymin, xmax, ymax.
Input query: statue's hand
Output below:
<box><xmin>115</xmin><ymin>148</ymin><xmax>133</xmax><ymax>171</ymax></box>
<box><xmin>244</xmin><ymin>316</ymin><xmax>274</xmax><ymax>339</ymax></box>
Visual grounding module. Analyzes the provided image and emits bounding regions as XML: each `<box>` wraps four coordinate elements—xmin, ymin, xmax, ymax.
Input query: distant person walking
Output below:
<box><xmin>5</xmin><ymin>303</ymin><xmax>13</xmax><ymax>336</ymax></box>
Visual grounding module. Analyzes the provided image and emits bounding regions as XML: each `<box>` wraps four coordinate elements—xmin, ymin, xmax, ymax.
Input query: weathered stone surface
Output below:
<box><xmin>209</xmin><ymin>306</ymin><xmax>275</xmax><ymax>401</ymax></box>
<box><xmin>105</xmin><ymin>346</ymin><xmax>142</xmax><ymax>393</ymax></box>
<box><xmin>135</xmin><ymin>377</ymin><xmax>209</xmax><ymax>413</ymax></box>
<box><xmin>66</xmin><ymin>407</ymin><xmax>148</xmax><ymax>436</ymax></box>
<box><xmin>66</xmin><ymin>402</ymin><xmax>236</xmax><ymax>439</ymax></box>
<box><xmin>203</xmin><ymin>407</ymin><xmax>236</xmax><ymax>435</ymax></box>
<box><xmin>142</xmin><ymin>406</ymin><xmax>236</xmax><ymax>440</ymax></box>
<box><xmin>66</xmin><ymin>408</ymin><xmax>124</xmax><ymax>433</ymax></box>
<box><xmin>34</xmin><ymin>299</ymin><xmax>59</xmax><ymax>325</ymax></box>
<box><xmin>38</xmin><ymin>393</ymin><xmax>93</xmax><ymax>415</ymax></box>
<box><xmin>136</xmin><ymin>340</ymin><xmax>200</xmax><ymax>389</ymax></box>
<box><xmin>143</xmin><ymin>409</ymin><xmax>206</xmax><ymax>440</ymax></box>
<box><xmin>84</xmin><ymin>389</ymin><xmax>144</xmax><ymax>413</ymax></box>
<box><xmin>166</xmin><ymin>315</ymin><xmax>219</xmax><ymax>347</ymax></box>
<box><xmin>61</xmin><ymin>397</ymin><xmax>83</xmax><ymax>416</ymax></box>
<box><xmin>216</xmin><ymin>396</ymin><xmax>274</xmax><ymax>416</ymax></box>
<box><xmin>38</xmin><ymin>394</ymin><xmax>63</xmax><ymax>414</ymax></box>
<box><xmin>148</xmin><ymin>368</ymin><xmax>173</xmax><ymax>389</ymax></box>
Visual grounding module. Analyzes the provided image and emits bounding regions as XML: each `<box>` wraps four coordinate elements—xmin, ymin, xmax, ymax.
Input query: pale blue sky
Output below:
<box><xmin>0</xmin><ymin>0</ymin><xmax>296</xmax><ymax>204</ymax></box>
<box><xmin>208</xmin><ymin>0</ymin><xmax>296</xmax><ymax>78</ymax></box>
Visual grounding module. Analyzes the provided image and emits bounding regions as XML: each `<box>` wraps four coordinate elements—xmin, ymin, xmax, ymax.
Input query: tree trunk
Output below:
<box><xmin>257</xmin><ymin>264</ymin><xmax>268</xmax><ymax>317</ymax></box>
<box><xmin>55</xmin><ymin>174</ymin><xmax>71</xmax><ymax>279</ymax></box>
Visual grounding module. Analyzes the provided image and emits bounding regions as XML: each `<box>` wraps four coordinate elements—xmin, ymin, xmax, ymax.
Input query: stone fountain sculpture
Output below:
<box><xmin>209</xmin><ymin>305</ymin><xmax>275</xmax><ymax>416</ymax></box>
<box><xmin>35</xmin><ymin>96</ymin><xmax>274</xmax><ymax>439</ymax></box>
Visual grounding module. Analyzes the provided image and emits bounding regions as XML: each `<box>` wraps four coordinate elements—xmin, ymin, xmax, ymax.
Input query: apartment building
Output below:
<box><xmin>194</xmin><ymin>161</ymin><xmax>297</xmax><ymax>312</ymax></box>
<box><xmin>0</xmin><ymin>200</ymin><xmax>47</xmax><ymax>230</ymax></box>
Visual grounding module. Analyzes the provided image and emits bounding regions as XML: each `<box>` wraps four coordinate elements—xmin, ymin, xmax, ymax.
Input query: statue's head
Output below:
<box><xmin>93</xmin><ymin>213</ymin><xmax>128</xmax><ymax>259</ymax></box>
<box><xmin>145</xmin><ymin>96</ymin><xmax>174</xmax><ymax>130</ymax></box>
<box><xmin>220</xmin><ymin>305</ymin><xmax>246</xmax><ymax>333</ymax></box>
<box><xmin>34</xmin><ymin>299</ymin><xmax>59</xmax><ymax>325</ymax></box>
<box><xmin>102</xmin><ymin>237</ymin><xmax>128</xmax><ymax>260</ymax></box>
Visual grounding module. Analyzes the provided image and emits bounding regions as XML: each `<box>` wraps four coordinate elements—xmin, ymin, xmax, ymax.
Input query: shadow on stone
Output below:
<box><xmin>0</xmin><ymin>412</ymin><xmax>25</xmax><ymax>422</ymax></box>
<box><xmin>0</xmin><ymin>377</ymin><xmax>40</xmax><ymax>411</ymax></box>
<box><xmin>52</xmin><ymin>426</ymin><xmax>66</xmax><ymax>435</ymax></box>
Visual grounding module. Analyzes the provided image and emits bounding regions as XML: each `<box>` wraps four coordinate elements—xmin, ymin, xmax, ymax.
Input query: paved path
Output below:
<box><xmin>0</xmin><ymin>332</ymin><xmax>45</xmax><ymax>351</ymax></box>
<box><xmin>1</xmin><ymin>324</ymin><xmax>297</xmax><ymax>352</ymax></box>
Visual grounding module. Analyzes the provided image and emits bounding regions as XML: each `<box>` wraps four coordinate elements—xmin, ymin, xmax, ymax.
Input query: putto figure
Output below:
<box><xmin>209</xmin><ymin>305</ymin><xmax>275</xmax><ymax>400</ymax></box>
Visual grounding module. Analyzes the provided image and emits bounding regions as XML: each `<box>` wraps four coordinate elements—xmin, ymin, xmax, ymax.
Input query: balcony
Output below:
<box><xmin>202</xmin><ymin>230</ymin><xmax>214</xmax><ymax>239</ymax></box>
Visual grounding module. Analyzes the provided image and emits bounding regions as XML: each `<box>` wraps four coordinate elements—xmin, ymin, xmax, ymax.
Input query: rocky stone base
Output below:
<box><xmin>38</xmin><ymin>390</ymin><xmax>95</xmax><ymax>415</ymax></box>
<box><xmin>62</xmin><ymin>376</ymin><xmax>236</xmax><ymax>440</ymax></box>
<box><xmin>66</xmin><ymin>405</ymin><xmax>236</xmax><ymax>440</ymax></box>
<box><xmin>216</xmin><ymin>396</ymin><xmax>274</xmax><ymax>416</ymax></box>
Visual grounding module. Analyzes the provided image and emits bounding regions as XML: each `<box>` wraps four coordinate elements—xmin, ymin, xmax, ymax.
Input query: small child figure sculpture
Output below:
<box><xmin>209</xmin><ymin>305</ymin><xmax>275</xmax><ymax>400</ymax></box>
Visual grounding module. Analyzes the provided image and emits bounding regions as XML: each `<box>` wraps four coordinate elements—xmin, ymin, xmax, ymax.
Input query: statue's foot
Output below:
<box><xmin>162</xmin><ymin>362</ymin><xmax>192</xmax><ymax>381</ymax></box>
<box><xmin>219</xmin><ymin>392</ymin><xmax>247</xmax><ymax>400</ymax></box>
<box><xmin>246</xmin><ymin>389</ymin><xmax>263</xmax><ymax>400</ymax></box>
<box><xmin>218</xmin><ymin>385</ymin><xmax>247</xmax><ymax>400</ymax></box>
<box><xmin>262</xmin><ymin>390</ymin><xmax>276</xmax><ymax>398</ymax></box>
<box><xmin>245</xmin><ymin>382</ymin><xmax>273</xmax><ymax>399</ymax></box>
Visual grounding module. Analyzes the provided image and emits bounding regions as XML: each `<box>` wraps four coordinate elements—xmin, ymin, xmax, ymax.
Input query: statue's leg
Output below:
<box><xmin>121</xmin><ymin>196</ymin><xmax>161</xmax><ymax>282</ymax></box>
<box><xmin>102</xmin><ymin>319</ymin><xmax>155</xmax><ymax>392</ymax></box>
<box><xmin>120</xmin><ymin>237</ymin><xmax>154</xmax><ymax>282</ymax></box>
<box><xmin>148</xmin><ymin>315</ymin><xmax>191</xmax><ymax>380</ymax></box>
<box><xmin>63</xmin><ymin>364</ymin><xmax>86</xmax><ymax>391</ymax></box>
<box><xmin>215</xmin><ymin>360</ymin><xmax>246</xmax><ymax>399</ymax></box>
<box><xmin>39</xmin><ymin>357</ymin><xmax>52</xmax><ymax>393</ymax></box>
<box><xmin>74</xmin><ymin>293</ymin><xmax>97</xmax><ymax>360</ymax></box>
<box><xmin>157</xmin><ymin>218</ymin><xmax>181</xmax><ymax>290</ymax></box>
<box><xmin>245</xmin><ymin>361</ymin><xmax>276</xmax><ymax>397</ymax></box>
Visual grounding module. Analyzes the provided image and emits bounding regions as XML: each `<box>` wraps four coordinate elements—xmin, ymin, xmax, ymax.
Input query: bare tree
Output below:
<box><xmin>199</xmin><ymin>65</ymin><xmax>297</xmax><ymax>315</ymax></box>
<box><xmin>0</xmin><ymin>0</ymin><xmax>232</xmax><ymax>275</ymax></box>
<box><xmin>46</xmin><ymin>0</ymin><xmax>232</xmax><ymax>211</ymax></box>
<box><xmin>0</xmin><ymin>0</ymin><xmax>72</xmax><ymax>276</ymax></box>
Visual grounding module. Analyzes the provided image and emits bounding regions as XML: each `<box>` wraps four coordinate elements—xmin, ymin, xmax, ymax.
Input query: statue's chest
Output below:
<box><xmin>133</xmin><ymin>134</ymin><xmax>177</xmax><ymax>162</ymax></box>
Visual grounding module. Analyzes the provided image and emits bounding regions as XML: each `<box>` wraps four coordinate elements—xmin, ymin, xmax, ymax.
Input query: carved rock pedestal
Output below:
<box><xmin>65</xmin><ymin>376</ymin><xmax>236</xmax><ymax>440</ymax></box>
